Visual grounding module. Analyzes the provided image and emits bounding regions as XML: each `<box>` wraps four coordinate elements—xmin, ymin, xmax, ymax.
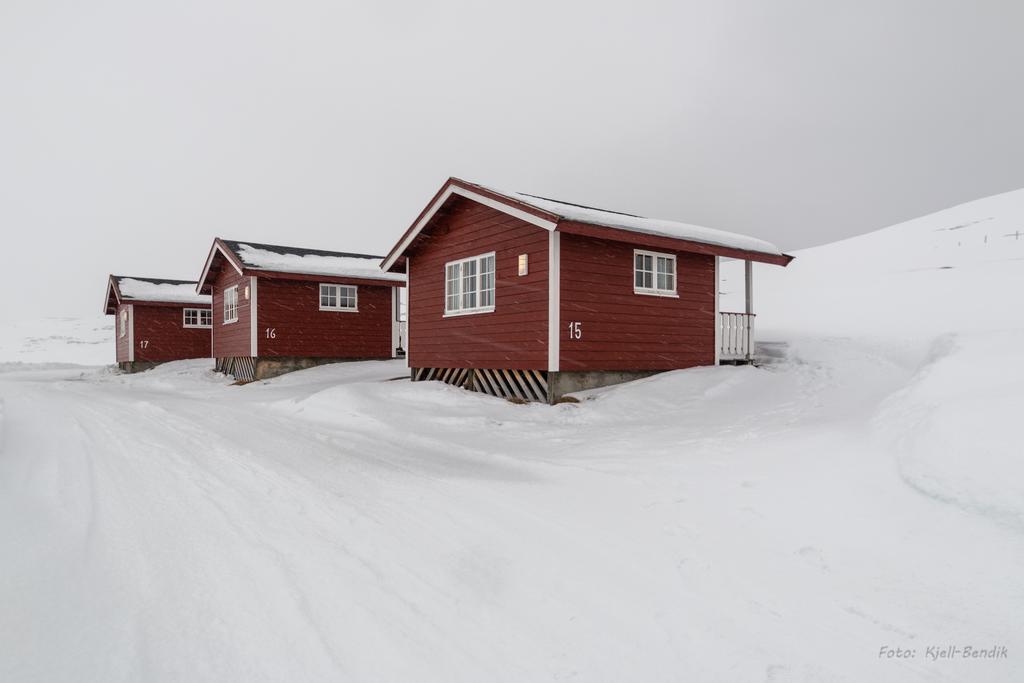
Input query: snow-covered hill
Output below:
<box><xmin>0</xmin><ymin>315</ymin><xmax>111</xmax><ymax>366</ymax></box>
<box><xmin>1</xmin><ymin>191</ymin><xmax>1022</xmax><ymax>682</ymax></box>
<box><xmin>722</xmin><ymin>187</ymin><xmax>1024</xmax><ymax>336</ymax></box>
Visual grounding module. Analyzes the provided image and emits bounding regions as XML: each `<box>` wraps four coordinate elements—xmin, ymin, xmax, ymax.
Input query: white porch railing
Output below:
<box><xmin>719</xmin><ymin>312</ymin><xmax>755</xmax><ymax>361</ymax></box>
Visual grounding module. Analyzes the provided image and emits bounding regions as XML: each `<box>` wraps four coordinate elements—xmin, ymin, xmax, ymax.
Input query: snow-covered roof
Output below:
<box><xmin>382</xmin><ymin>178</ymin><xmax>792</xmax><ymax>271</ymax></box>
<box><xmin>222</xmin><ymin>240</ymin><xmax>406</xmax><ymax>282</ymax></box>
<box><xmin>114</xmin><ymin>277</ymin><xmax>210</xmax><ymax>305</ymax></box>
<box><xmin>480</xmin><ymin>184</ymin><xmax>784</xmax><ymax>256</ymax></box>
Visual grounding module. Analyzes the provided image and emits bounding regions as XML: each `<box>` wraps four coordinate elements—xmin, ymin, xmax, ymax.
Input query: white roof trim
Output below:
<box><xmin>104</xmin><ymin>276</ymin><xmax>120</xmax><ymax>313</ymax></box>
<box><xmin>381</xmin><ymin>184</ymin><xmax>558</xmax><ymax>271</ymax></box>
<box><xmin>198</xmin><ymin>241</ymin><xmax>244</xmax><ymax>292</ymax></box>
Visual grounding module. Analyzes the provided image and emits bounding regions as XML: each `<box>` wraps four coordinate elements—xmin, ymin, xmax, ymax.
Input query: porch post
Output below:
<box><xmin>713</xmin><ymin>256</ymin><xmax>720</xmax><ymax>365</ymax></box>
<box><xmin>744</xmin><ymin>260</ymin><xmax>753</xmax><ymax>360</ymax></box>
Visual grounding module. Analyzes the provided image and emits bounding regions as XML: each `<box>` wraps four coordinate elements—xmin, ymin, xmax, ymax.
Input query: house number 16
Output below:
<box><xmin>567</xmin><ymin>321</ymin><xmax>582</xmax><ymax>340</ymax></box>
<box><xmin>265</xmin><ymin>328</ymin><xmax>276</xmax><ymax>339</ymax></box>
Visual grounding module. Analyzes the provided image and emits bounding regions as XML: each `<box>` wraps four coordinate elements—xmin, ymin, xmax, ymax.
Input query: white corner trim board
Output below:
<box><xmin>249</xmin><ymin>276</ymin><xmax>258</xmax><ymax>357</ymax></box>
<box><xmin>382</xmin><ymin>184</ymin><xmax>558</xmax><ymax>272</ymax></box>
<box><xmin>127</xmin><ymin>304</ymin><xmax>135</xmax><ymax>363</ymax></box>
<box><xmin>405</xmin><ymin>258</ymin><xmax>411</xmax><ymax>365</ymax></box>
<box><xmin>391</xmin><ymin>286</ymin><xmax>399</xmax><ymax>359</ymax></box>
<box><xmin>548</xmin><ymin>231</ymin><xmax>560</xmax><ymax>372</ymax></box>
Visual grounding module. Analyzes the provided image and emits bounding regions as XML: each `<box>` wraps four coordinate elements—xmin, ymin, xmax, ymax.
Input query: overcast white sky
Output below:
<box><xmin>2</xmin><ymin>0</ymin><xmax>1023</xmax><ymax>320</ymax></box>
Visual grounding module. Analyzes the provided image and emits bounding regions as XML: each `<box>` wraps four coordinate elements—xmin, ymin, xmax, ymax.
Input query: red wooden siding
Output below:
<box><xmin>407</xmin><ymin>197</ymin><xmax>549</xmax><ymax>370</ymax></box>
<box><xmin>256</xmin><ymin>278</ymin><xmax>394</xmax><ymax>359</ymax></box>
<box><xmin>115</xmin><ymin>303</ymin><xmax>132</xmax><ymax>363</ymax></box>
<box><xmin>132</xmin><ymin>304</ymin><xmax>212</xmax><ymax>362</ymax></box>
<box><xmin>211</xmin><ymin>267</ymin><xmax>253</xmax><ymax>359</ymax></box>
<box><xmin>559</xmin><ymin>233</ymin><xmax>716</xmax><ymax>371</ymax></box>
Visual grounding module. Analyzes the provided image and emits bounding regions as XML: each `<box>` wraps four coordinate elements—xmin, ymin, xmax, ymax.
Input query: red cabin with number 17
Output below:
<box><xmin>103</xmin><ymin>275</ymin><xmax>212</xmax><ymax>372</ymax></box>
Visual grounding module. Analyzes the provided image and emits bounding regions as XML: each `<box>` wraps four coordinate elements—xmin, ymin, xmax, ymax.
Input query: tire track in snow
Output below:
<box><xmin>58</xmin><ymin>389</ymin><xmax>357</xmax><ymax>679</ymax></box>
<box><xmin>53</xmin><ymin>378</ymin><xmax>515</xmax><ymax>679</ymax></box>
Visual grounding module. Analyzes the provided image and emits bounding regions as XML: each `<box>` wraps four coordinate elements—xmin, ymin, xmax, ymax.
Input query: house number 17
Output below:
<box><xmin>567</xmin><ymin>321</ymin><xmax>582</xmax><ymax>340</ymax></box>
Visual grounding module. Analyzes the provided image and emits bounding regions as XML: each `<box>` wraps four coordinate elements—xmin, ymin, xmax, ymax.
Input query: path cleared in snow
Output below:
<box><xmin>1</xmin><ymin>341</ymin><xmax>1020</xmax><ymax>682</ymax></box>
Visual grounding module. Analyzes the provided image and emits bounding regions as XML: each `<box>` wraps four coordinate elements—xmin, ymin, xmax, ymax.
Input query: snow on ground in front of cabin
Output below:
<box><xmin>1</xmin><ymin>189</ymin><xmax>1023</xmax><ymax>682</ymax></box>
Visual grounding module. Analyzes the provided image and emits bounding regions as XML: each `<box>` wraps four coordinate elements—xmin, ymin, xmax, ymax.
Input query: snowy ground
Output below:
<box><xmin>2</xmin><ymin>190</ymin><xmax>1023</xmax><ymax>682</ymax></box>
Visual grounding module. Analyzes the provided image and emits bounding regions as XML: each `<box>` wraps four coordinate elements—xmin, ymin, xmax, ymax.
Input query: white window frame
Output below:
<box><xmin>223</xmin><ymin>286</ymin><xmax>239</xmax><ymax>324</ymax></box>
<box><xmin>119</xmin><ymin>310</ymin><xmax>127</xmax><ymax>338</ymax></box>
<box><xmin>633</xmin><ymin>249</ymin><xmax>678</xmax><ymax>297</ymax></box>
<box><xmin>444</xmin><ymin>251</ymin><xmax>496</xmax><ymax>316</ymax></box>
<box><xmin>319</xmin><ymin>283</ymin><xmax>358</xmax><ymax>312</ymax></box>
<box><xmin>183</xmin><ymin>308</ymin><xmax>212</xmax><ymax>328</ymax></box>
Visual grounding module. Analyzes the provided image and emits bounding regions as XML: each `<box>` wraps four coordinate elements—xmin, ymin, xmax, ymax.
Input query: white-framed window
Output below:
<box><xmin>119</xmin><ymin>310</ymin><xmax>127</xmax><ymax>338</ymax></box>
<box><xmin>634</xmin><ymin>249</ymin><xmax>677</xmax><ymax>296</ymax></box>
<box><xmin>223</xmin><ymin>286</ymin><xmax>238</xmax><ymax>324</ymax></box>
<box><xmin>319</xmin><ymin>283</ymin><xmax>358</xmax><ymax>312</ymax></box>
<box><xmin>444</xmin><ymin>252</ymin><xmax>495</xmax><ymax>316</ymax></box>
<box><xmin>183</xmin><ymin>308</ymin><xmax>212</xmax><ymax>328</ymax></box>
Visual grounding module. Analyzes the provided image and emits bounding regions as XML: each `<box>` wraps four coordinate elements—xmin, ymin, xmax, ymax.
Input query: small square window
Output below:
<box><xmin>444</xmin><ymin>252</ymin><xmax>495</xmax><ymax>315</ymax></box>
<box><xmin>184</xmin><ymin>308</ymin><xmax>212</xmax><ymax>328</ymax></box>
<box><xmin>319</xmin><ymin>283</ymin><xmax>358</xmax><ymax>311</ymax></box>
<box><xmin>633</xmin><ymin>250</ymin><xmax>677</xmax><ymax>296</ymax></box>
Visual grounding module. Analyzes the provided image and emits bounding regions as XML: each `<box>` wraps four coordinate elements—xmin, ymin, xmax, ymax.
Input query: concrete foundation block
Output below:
<box><xmin>118</xmin><ymin>361</ymin><xmax>162</xmax><ymax>373</ymax></box>
<box><xmin>251</xmin><ymin>356</ymin><xmax>378</xmax><ymax>381</ymax></box>
<box><xmin>547</xmin><ymin>370</ymin><xmax>662</xmax><ymax>403</ymax></box>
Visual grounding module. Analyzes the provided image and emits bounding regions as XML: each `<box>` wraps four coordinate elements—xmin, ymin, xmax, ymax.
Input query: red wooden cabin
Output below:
<box><xmin>382</xmin><ymin>177</ymin><xmax>794</xmax><ymax>402</ymax></box>
<box><xmin>196</xmin><ymin>238</ymin><xmax>406</xmax><ymax>381</ymax></box>
<box><xmin>103</xmin><ymin>275</ymin><xmax>213</xmax><ymax>372</ymax></box>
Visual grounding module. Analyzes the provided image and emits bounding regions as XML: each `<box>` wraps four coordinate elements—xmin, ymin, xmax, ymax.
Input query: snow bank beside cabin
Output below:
<box><xmin>235</xmin><ymin>244</ymin><xmax>406</xmax><ymax>281</ymax></box>
<box><xmin>117</xmin><ymin>278</ymin><xmax>209</xmax><ymax>305</ymax></box>
<box><xmin>873</xmin><ymin>331</ymin><xmax>1024</xmax><ymax>532</ymax></box>
<box><xmin>718</xmin><ymin>186</ymin><xmax>1024</xmax><ymax>539</ymax></box>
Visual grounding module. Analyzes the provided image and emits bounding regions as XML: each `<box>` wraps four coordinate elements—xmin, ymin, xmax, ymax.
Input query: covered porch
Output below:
<box><xmin>718</xmin><ymin>259</ymin><xmax>757</xmax><ymax>363</ymax></box>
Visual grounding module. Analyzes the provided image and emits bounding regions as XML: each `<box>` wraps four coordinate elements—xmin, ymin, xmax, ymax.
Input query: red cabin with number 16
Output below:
<box><xmin>196</xmin><ymin>238</ymin><xmax>406</xmax><ymax>382</ymax></box>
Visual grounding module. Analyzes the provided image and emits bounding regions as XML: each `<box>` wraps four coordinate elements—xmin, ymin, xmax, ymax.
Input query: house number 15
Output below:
<box><xmin>567</xmin><ymin>321</ymin><xmax>582</xmax><ymax>340</ymax></box>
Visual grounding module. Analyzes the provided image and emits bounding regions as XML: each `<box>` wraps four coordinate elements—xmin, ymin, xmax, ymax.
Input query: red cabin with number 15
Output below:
<box><xmin>381</xmin><ymin>177</ymin><xmax>794</xmax><ymax>402</ymax></box>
